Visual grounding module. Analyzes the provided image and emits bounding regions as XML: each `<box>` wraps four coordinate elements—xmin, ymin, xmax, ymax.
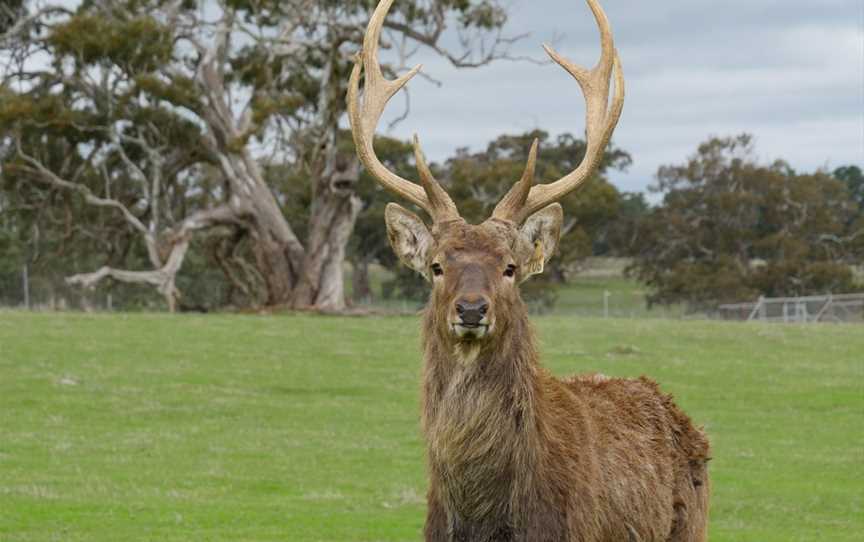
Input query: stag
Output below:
<box><xmin>348</xmin><ymin>1</ymin><xmax>711</xmax><ymax>540</ymax></box>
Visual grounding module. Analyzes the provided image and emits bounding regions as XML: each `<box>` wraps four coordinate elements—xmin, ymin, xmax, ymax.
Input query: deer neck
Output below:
<box><xmin>420</xmin><ymin>301</ymin><xmax>542</xmax><ymax>522</ymax></box>
<box><xmin>421</xmin><ymin>300</ymin><xmax>539</xmax><ymax>406</ymax></box>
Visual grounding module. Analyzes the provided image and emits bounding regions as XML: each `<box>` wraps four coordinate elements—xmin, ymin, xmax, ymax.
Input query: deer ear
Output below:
<box><xmin>385</xmin><ymin>203</ymin><xmax>434</xmax><ymax>280</ymax></box>
<box><xmin>518</xmin><ymin>203</ymin><xmax>563</xmax><ymax>281</ymax></box>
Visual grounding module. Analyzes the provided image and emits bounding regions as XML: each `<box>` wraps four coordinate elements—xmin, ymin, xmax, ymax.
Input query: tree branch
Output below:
<box><xmin>16</xmin><ymin>142</ymin><xmax>151</xmax><ymax>240</ymax></box>
<box><xmin>383</xmin><ymin>20</ymin><xmax>531</xmax><ymax>68</ymax></box>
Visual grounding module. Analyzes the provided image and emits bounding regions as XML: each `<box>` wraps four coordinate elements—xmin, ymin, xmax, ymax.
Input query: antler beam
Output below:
<box><xmin>347</xmin><ymin>0</ymin><xmax>460</xmax><ymax>223</ymax></box>
<box><xmin>493</xmin><ymin>0</ymin><xmax>625</xmax><ymax>224</ymax></box>
<box><xmin>349</xmin><ymin>0</ymin><xmax>624</xmax><ymax>226</ymax></box>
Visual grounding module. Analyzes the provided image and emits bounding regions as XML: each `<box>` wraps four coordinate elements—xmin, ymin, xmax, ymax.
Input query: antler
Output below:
<box><xmin>492</xmin><ymin>0</ymin><xmax>625</xmax><ymax>224</ymax></box>
<box><xmin>347</xmin><ymin>0</ymin><xmax>460</xmax><ymax>223</ymax></box>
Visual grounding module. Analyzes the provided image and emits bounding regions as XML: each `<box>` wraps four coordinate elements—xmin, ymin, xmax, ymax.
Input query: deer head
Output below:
<box><xmin>348</xmin><ymin>0</ymin><xmax>624</xmax><ymax>348</ymax></box>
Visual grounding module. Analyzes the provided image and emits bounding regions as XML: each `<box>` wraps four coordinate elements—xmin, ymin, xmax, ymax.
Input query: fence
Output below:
<box><xmin>718</xmin><ymin>294</ymin><xmax>864</xmax><ymax>323</ymax></box>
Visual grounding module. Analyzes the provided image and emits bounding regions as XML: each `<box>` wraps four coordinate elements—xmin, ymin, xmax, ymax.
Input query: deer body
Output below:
<box><xmin>348</xmin><ymin>1</ymin><xmax>711</xmax><ymax>539</ymax></box>
<box><xmin>417</xmin><ymin>225</ymin><xmax>710</xmax><ymax>542</ymax></box>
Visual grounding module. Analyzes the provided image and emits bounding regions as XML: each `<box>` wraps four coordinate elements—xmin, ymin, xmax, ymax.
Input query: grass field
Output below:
<box><xmin>0</xmin><ymin>311</ymin><xmax>861</xmax><ymax>541</ymax></box>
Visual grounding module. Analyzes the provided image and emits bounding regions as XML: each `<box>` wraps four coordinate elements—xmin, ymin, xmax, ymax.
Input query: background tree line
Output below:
<box><xmin>1</xmin><ymin>1</ymin><xmax>861</xmax><ymax>314</ymax></box>
<box><xmin>628</xmin><ymin>136</ymin><xmax>863</xmax><ymax>311</ymax></box>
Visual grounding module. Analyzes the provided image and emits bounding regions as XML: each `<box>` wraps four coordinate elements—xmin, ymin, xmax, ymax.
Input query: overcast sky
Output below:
<box><xmin>378</xmin><ymin>0</ymin><xmax>864</xmax><ymax>194</ymax></box>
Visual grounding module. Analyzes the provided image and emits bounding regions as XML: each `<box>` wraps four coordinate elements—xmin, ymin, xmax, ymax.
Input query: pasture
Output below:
<box><xmin>0</xmin><ymin>311</ymin><xmax>861</xmax><ymax>541</ymax></box>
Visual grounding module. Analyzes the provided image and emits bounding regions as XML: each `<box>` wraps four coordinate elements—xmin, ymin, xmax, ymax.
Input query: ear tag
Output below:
<box><xmin>526</xmin><ymin>240</ymin><xmax>545</xmax><ymax>275</ymax></box>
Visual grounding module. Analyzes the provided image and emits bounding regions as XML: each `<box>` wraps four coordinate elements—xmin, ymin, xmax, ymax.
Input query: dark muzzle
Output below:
<box><xmin>455</xmin><ymin>298</ymin><xmax>489</xmax><ymax>327</ymax></box>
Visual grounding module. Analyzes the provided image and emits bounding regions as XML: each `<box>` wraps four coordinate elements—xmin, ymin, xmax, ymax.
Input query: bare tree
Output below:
<box><xmin>1</xmin><ymin>0</ymin><xmax>517</xmax><ymax>311</ymax></box>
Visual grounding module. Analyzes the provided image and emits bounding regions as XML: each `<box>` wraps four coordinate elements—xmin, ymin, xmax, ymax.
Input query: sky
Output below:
<box><xmin>378</xmin><ymin>0</ymin><xmax>864</xmax><ymax>194</ymax></box>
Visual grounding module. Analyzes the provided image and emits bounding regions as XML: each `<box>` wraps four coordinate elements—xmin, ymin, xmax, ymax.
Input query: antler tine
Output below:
<box><xmin>413</xmin><ymin>134</ymin><xmax>458</xmax><ymax>217</ymax></box>
<box><xmin>494</xmin><ymin>0</ymin><xmax>625</xmax><ymax>224</ymax></box>
<box><xmin>347</xmin><ymin>0</ymin><xmax>459</xmax><ymax>223</ymax></box>
<box><xmin>491</xmin><ymin>138</ymin><xmax>539</xmax><ymax>220</ymax></box>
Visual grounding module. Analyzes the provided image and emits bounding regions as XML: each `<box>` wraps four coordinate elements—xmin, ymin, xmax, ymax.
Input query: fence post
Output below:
<box><xmin>814</xmin><ymin>294</ymin><xmax>833</xmax><ymax>322</ymax></box>
<box><xmin>747</xmin><ymin>296</ymin><xmax>764</xmax><ymax>321</ymax></box>
<box><xmin>22</xmin><ymin>264</ymin><xmax>30</xmax><ymax>310</ymax></box>
<box><xmin>603</xmin><ymin>290</ymin><xmax>611</xmax><ymax>319</ymax></box>
<box><xmin>797</xmin><ymin>301</ymin><xmax>809</xmax><ymax>323</ymax></box>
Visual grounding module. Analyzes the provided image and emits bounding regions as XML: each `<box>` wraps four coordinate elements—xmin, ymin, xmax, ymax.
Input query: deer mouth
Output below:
<box><xmin>452</xmin><ymin>322</ymin><xmax>489</xmax><ymax>339</ymax></box>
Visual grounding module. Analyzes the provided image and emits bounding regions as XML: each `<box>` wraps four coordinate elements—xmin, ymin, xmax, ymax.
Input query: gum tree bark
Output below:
<box><xmin>291</xmin><ymin>168</ymin><xmax>363</xmax><ymax>310</ymax></box>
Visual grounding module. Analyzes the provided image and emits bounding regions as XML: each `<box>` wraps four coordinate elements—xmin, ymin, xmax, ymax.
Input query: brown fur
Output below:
<box><xmin>416</xmin><ymin>220</ymin><xmax>711</xmax><ymax>542</ymax></box>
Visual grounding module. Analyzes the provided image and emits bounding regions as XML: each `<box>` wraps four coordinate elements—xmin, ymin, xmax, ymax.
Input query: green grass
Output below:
<box><xmin>553</xmin><ymin>276</ymin><xmax>683</xmax><ymax>318</ymax></box>
<box><xmin>0</xmin><ymin>312</ymin><xmax>861</xmax><ymax>541</ymax></box>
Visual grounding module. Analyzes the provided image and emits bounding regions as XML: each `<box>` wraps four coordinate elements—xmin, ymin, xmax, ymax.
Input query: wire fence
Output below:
<box><xmin>718</xmin><ymin>294</ymin><xmax>864</xmax><ymax>323</ymax></box>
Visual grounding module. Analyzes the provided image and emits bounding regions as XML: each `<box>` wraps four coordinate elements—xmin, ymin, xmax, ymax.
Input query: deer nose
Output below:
<box><xmin>455</xmin><ymin>297</ymin><xmax>489</xmax><ymax>326</ymax></box>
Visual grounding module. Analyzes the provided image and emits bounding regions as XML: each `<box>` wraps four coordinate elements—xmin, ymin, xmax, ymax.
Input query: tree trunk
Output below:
<box><xmin>217</xmin><ymin>149</ymin><xmax>307</xmax><ymax>306</ymax></box>
<box><xmin>251</xmin><ymin>236</ymin><xmax>295</xmax><ymax>306</ymax></box>
<box><xmin>222</xmin><ymin>146</ymin><xmax>362</xmax><ymax>312</ymax></box>
<box><xmin>295</xmin><ymin>196</ymin><xmax>361</xmax><ymax>310</ymax></box>
<box><xmin>291</xmin><ymin>163</ymin><xmax>362</xmax><ymax>311</ymax></box>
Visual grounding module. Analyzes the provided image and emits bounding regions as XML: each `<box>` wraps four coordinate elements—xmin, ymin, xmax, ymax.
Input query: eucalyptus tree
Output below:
<box><xmin>0</xmin><ymin>1</ymin><xmax>26</xmax><ymax>34</ymax></box>
<box><xmin>629</xmin><ymin>135</ymin><xmax>862</xmax><ymax>310</ymax></box>
<box><xmin>834</xmin><ymin>165</ymin><xmax>864</xmax><ymax>209</ymax></box>
<box><xmin>0</xmin><ymin>0</ymin><xmax>514</xmax><ymax>310</ymax></box>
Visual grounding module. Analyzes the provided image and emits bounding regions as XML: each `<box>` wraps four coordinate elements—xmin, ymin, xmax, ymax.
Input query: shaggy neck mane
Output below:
<box><xmin>420</xmin><ymin>297</ymin><xmax>543</xmax><ymax>529</ymax></box>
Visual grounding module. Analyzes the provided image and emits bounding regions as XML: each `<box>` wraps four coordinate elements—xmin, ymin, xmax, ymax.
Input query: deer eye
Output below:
<box><xmin>431</xmin><ymin>263</ymin><xmax>444</xmax><ymax>277</ymax></box>
<box><xmin>504</xmin><ymin>264</ymin><xmax>517</xmax><ymax>278</ymax></box>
